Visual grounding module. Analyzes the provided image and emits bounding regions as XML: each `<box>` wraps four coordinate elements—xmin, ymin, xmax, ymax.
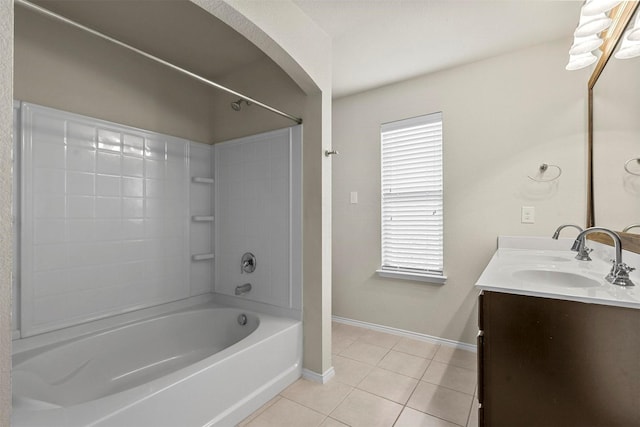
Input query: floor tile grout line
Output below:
<box><xmin>349</xmin><ymin>376</ymin><xmax>420</xmax><ymax>409</ymax></box>
<box><xmin>279</xmin><ymin>378</ymin><xmax>356</xmax><ymax>418</ymax></box>
<box><xmin>393</xmin><ymin>384</ymin><xmax>469</xmax><ymax>427</ymax></box>
<box><xmin>464</xmin><ymin>394</ymin><xmax>476</xmax><ymax>427</ymax></box>
<box><xmin>417</xmin><ymin>377</ymin><xmax>477</xmax><ymax>397</ymax></box>
<box><xmin>403</xmin><ymin>402</ymin><xmax>468</xmax><ymax>427</ymax></box>
<box><xmin>276</xmin><ymin>395</ymin><xmax>329</xmax><ymax>419</ymax></box>
<box><xmin>325</xmin><ymin>386</ymin><xmax>360</xmax><ymax>424</ymax></box>
<box><xmin>373</xmin><ymin>363</ymin><xmax>430</xmax><ymax>381</ymax></box>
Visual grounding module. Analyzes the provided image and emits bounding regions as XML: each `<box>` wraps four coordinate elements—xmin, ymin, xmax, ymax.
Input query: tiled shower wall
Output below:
<box><xmin>18</xmin><ymin>103</ymin><xmax>213</xmax><ymax>337</ymax></box>
<box><xmin>214</xmin><ymin>127</ymin><xmax>302</xmax><ymax>316</ymax></box>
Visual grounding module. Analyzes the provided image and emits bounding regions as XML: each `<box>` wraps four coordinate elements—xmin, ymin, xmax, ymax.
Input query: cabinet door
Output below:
<box><xmin>481</xmin><ymin>291</ymin><xmax>640</xmax><ymax>427</ymax></box>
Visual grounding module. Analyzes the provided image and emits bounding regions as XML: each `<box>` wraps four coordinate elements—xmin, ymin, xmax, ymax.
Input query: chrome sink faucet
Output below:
<box><xmin>571</xmin><ymin>227</ymin><xmax>635</xmax><ymax>287</ymax></box>
<box><xmin>552</xmin><ymin>224</ymin><xmax>591</xmax><ymax>260</ymax></box>
<box><xmin>623</xmin><ymin>224</ymin><xmax>640</xmax><ymax>233</ymax></box>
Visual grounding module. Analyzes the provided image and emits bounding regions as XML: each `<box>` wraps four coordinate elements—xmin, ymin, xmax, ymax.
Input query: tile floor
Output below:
<box><xmin>238</xmin><ymin>322</ymin><xmax>479</xmax><ymax>427</ymax></box>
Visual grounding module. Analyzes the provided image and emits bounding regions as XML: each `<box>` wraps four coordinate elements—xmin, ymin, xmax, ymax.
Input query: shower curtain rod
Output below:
<box><xmin>15</xmin><ymin>0</ymin><xmax>303</xmax><ymax>125</ymax></box>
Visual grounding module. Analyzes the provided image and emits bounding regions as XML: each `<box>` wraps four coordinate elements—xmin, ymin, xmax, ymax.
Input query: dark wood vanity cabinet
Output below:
<box><xmin>477</xmin><ymin>291</ymin><xmax>640</xmax><ymax>427</ymax></box>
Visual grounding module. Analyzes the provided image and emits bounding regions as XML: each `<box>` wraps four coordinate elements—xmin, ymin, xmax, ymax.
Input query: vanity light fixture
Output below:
<box><xmin>625</xmin><ymin>12</ymin><xmax>640</xmax><ymax>41</ymax></box>
<box><xmin>566</xmin><ymin>0</ymin><xmax>624</xmax><ymax>70</ymax></box>
<box><xmin>582</xmin><ymin>0</ymin><xmax>623</xmax><ymax>16</ymax></box>
<box><xmin>613</xmin><ymin>12</ymin><xmax>640</xmax><ymax>59</ymax></box>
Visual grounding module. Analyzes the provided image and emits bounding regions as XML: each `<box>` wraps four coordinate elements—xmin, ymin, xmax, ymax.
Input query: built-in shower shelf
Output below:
<box><xmin>191</xmin><ymin>253</ymin><xmax>214</xmax><ymax>261</ymax></box>
<box><xmin>192</xmin><ymin>215</ymin><xmax>214</xmax><ymax>222</ymax></box>
<box><xmin>192</xmin><ymin>177</ymin><xmax>214</xmax><ymax>184</ymax></box>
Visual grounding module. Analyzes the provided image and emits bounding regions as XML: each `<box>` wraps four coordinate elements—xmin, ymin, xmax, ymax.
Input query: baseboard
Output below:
<box><xmin>332</xmin><ymin>315</ymin><xmax>477</xmax><ymax>353</ymax></box>
<box><xmin>302</xmin><ymin>367</ymin><xmax>336</xmax><ymax>384</ymax></box>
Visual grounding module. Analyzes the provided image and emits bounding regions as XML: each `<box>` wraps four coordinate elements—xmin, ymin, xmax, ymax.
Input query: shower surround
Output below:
<box><xmin>13</xmin><ymin>102</ymin><xmax>303</xmax><ymax>425</ymax></box>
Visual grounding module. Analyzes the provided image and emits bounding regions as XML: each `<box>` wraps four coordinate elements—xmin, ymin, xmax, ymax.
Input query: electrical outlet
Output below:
<box><xmin>521</xmin><ymin>206</ymin><xmax>535</xmax><ymax>224</ymax></box>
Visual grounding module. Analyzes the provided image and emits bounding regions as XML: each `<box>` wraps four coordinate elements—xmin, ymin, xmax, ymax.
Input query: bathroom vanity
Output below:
<box><xmin>475</xmin><ymin>237</ymin><xmax>640</xmax><ymax>427</ymax></box>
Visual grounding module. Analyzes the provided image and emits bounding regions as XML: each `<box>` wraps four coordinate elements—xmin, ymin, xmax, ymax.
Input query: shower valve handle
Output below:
<box><xmin>241</xmin><ymin>252</ymin><xmax>256</xmax><ymax>274</ymax></box>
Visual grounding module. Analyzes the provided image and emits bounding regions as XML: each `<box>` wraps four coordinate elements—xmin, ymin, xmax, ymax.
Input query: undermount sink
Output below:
<box><xmin>511</xmin><ymin>254</ymin><xmax>570</xmax><ymax>263</ymax></box>
<box><xmin>513</xmin><ymin>269</ymin><xmax>601</xmax><ymax>288</ymax></box>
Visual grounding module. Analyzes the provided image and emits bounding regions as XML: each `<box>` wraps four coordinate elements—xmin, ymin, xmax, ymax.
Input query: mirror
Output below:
<box><xmin>588</xmin><ymin>2</ymin><xmax>640</xmax><ymax>253</ymax></box>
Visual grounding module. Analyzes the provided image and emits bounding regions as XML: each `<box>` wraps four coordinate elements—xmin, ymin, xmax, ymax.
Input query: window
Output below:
<box><xmin>377</xmin><ymin>112</ymin><xmax>445</xmax><ymax>283</ymax></box>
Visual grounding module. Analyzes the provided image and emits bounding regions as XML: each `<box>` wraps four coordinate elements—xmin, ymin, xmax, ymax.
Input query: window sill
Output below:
<box><xmin>376</xmin><ymin>269</ymin><xmax>447</xmax><ymax>284</ymax></box>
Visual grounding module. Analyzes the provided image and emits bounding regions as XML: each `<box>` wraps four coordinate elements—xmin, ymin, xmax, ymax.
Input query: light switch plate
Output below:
<box><xmin>350</xmin><ymin>191</ymin><xmax>358</xmax><ymax>204</ymax></box>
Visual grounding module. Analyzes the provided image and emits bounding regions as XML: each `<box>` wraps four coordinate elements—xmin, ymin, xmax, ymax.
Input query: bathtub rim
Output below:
<box><xmin>12</xmin><ymin>294</ymin><xmax>302</xmax><ymax>426</ymax></box>
<box><xmin>12</xmin><ymin>294</ymin><xmax>217</xmax><ymax>355</ymax></box>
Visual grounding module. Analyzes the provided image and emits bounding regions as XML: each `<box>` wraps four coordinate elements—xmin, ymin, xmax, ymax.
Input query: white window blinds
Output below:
<box><xmin>380</xmin><ymin>112</ymin><xmax>444</xmax><ymax>279</ymax></box>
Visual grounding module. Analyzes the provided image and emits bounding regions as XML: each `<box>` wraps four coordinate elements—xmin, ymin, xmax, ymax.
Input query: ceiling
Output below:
<box><xmin>22</xmin><ymin>0</ymin><xmax>583</xmax><ymax>99</ymax></box>
<box><xmin>293</xmin><ymin>0</ymin><xmax>583</xmax><ymax>98</ymax></box>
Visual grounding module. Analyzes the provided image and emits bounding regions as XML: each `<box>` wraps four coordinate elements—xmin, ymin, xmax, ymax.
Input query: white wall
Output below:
<box><xmin>332</xmin><ymin>38</ymin><xmax>589</xmax><ymax>345</ymax></box>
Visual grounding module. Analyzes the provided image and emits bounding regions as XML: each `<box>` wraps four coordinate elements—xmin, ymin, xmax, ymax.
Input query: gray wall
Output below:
<box><xmin>14</xmin><ymin>6</ymin><xmax>305</xmax><ymax>145</ymax></box>
<box><xmin>0</xmin><ymin>0</ymin><xmax>13</xmax><ymax>422</ymax></box>
<box><xmin>332</xmin><ymin>38</ymin><xmax>590</xmax><ymax>345</ymax></box>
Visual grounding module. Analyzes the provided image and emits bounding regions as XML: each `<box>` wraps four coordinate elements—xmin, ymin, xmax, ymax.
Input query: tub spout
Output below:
<box><xmin>235</xmin><ymin>283</ymin><xmax>252</xmax><ymax>295</ymax></box>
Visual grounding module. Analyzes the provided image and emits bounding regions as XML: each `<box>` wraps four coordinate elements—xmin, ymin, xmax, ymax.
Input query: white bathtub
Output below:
<box><xmin>12</xmin><ymin>302</ymin><xmax>302</xmax><ymax>426</ymax></box>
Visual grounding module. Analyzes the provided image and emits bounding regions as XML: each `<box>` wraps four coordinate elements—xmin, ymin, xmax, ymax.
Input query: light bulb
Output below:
<box><xmin>575</xmin><ymin>11</ymin><xmax>612</xmax><ymax>37</ymax></box>
<box><xmin>582</xmin><ymin>0</ymin><xmax>622</xmax><ymax>16</ymax></box>
<box><xmin>626</xmin><ymin>12</ymin><xmax>640</xmax><ymax>41</ymax></box>
<box><xmin>628</xmin><ymin>27</ymin><xmax>640</xmax><ymax>41</ymax></box>
<box><xmin>614</xmin><ymin>31</ymin><xmax>640</xmax><ymax>59</ymax></box>
<box><xmin>565</xmin><ymin>52</ymin><xmax>598</xmax><ymax>70</ymax></box>
<box><xmin>569</xmin><ymin>34</ymin><xmax>603</xmax><ymax>55</ymax></box>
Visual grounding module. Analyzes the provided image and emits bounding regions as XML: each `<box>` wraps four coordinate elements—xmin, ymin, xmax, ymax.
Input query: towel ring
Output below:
<box><xmin>527</xmin><ymin>163</ymin><xmax>562</xmax><ymax>182</ymax></box>
<box><xmin>624</xmin><ymin>157</ymin><xmax>640</xmax><ymax>176</ymax></box>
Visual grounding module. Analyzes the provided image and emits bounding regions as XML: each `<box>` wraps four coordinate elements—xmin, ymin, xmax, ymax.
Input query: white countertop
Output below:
<box><xmin>475</xmin><ymin>236</ymin><xmax>640</xmax><ymax>309</ymax></box>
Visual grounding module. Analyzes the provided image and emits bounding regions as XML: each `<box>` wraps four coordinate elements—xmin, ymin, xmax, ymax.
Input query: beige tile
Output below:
<box><xmin>237</xmin><ymin>396</ymin><xmax>281</xmax><ymax>426</ymax></box>
<box><xmin>320</xmin><ymin>417</ymin><xmax>350</xmax><ymax>427</ymax></box>
<box><xmin>377</xmin><ymin>350</ymin><xmax>431</xmax><ymax>379</ymax></box>
<box><xmin>432</xmin><ymin>346</ymin><xmax>477</xmax><ymax>371</ymax></box>
<box><xmin>245</xmin><ymin>397</ymin><xmax>325</xmax><ymax>427</ymax></box>
<box><xmin>358</xmin><ymin>329</ymin><xmax>401</xmax><ymax>349</ymax></box>
<box><xmin>339</xmin><ymin>340</ymin><xmax>389</xmax><ymax>365</ymax></box>
<box><xmin>281</xmin><ymin>378</ymin><xmax>352</xmax><ymax>415</ymax></box>
<box><xmin>393</xmin><ymin>337</ymin><xmax>440</xmax><ymax>359</ymax></box>
<box><xmin>356</xmin><ymin>367</ymin><xmax>418</xmax><ymax>404</ymax></box>
<box><xmin>395</xmin><ymin>407</ymin><xmax>461</xmax><ymax>427</ymax></box>
<box><xmin>332</xmin><ymin>334</ymin><xmax>356</xmax><ymax>355</ymax></box>
<box><xmin>333</xmin><ymin>322</ymin><xmax>367</xmax><ymax>340</ymax></box>
<box><xmin>407</xmin><ymin>382</ymin><xmax>473</xmax><ymax>427</ymax></box>
<box><xmin>422</xmin><ymin>361</ymin><xmax>476</xmax><ymax>395</ymax></box>
<box><xmin>332</xmin><ymin>354</ymin><xmax>373</xmax><ymax>387</ymax></box>
<box><xmin>467</xmin><ymin>397</ymin><xmax>479</xmax><ymax>427</ymax></box>
<box><xmin>331</xmin><ymin>389</ymin><xmax>403</xmax><ymax>427</ymax></box>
